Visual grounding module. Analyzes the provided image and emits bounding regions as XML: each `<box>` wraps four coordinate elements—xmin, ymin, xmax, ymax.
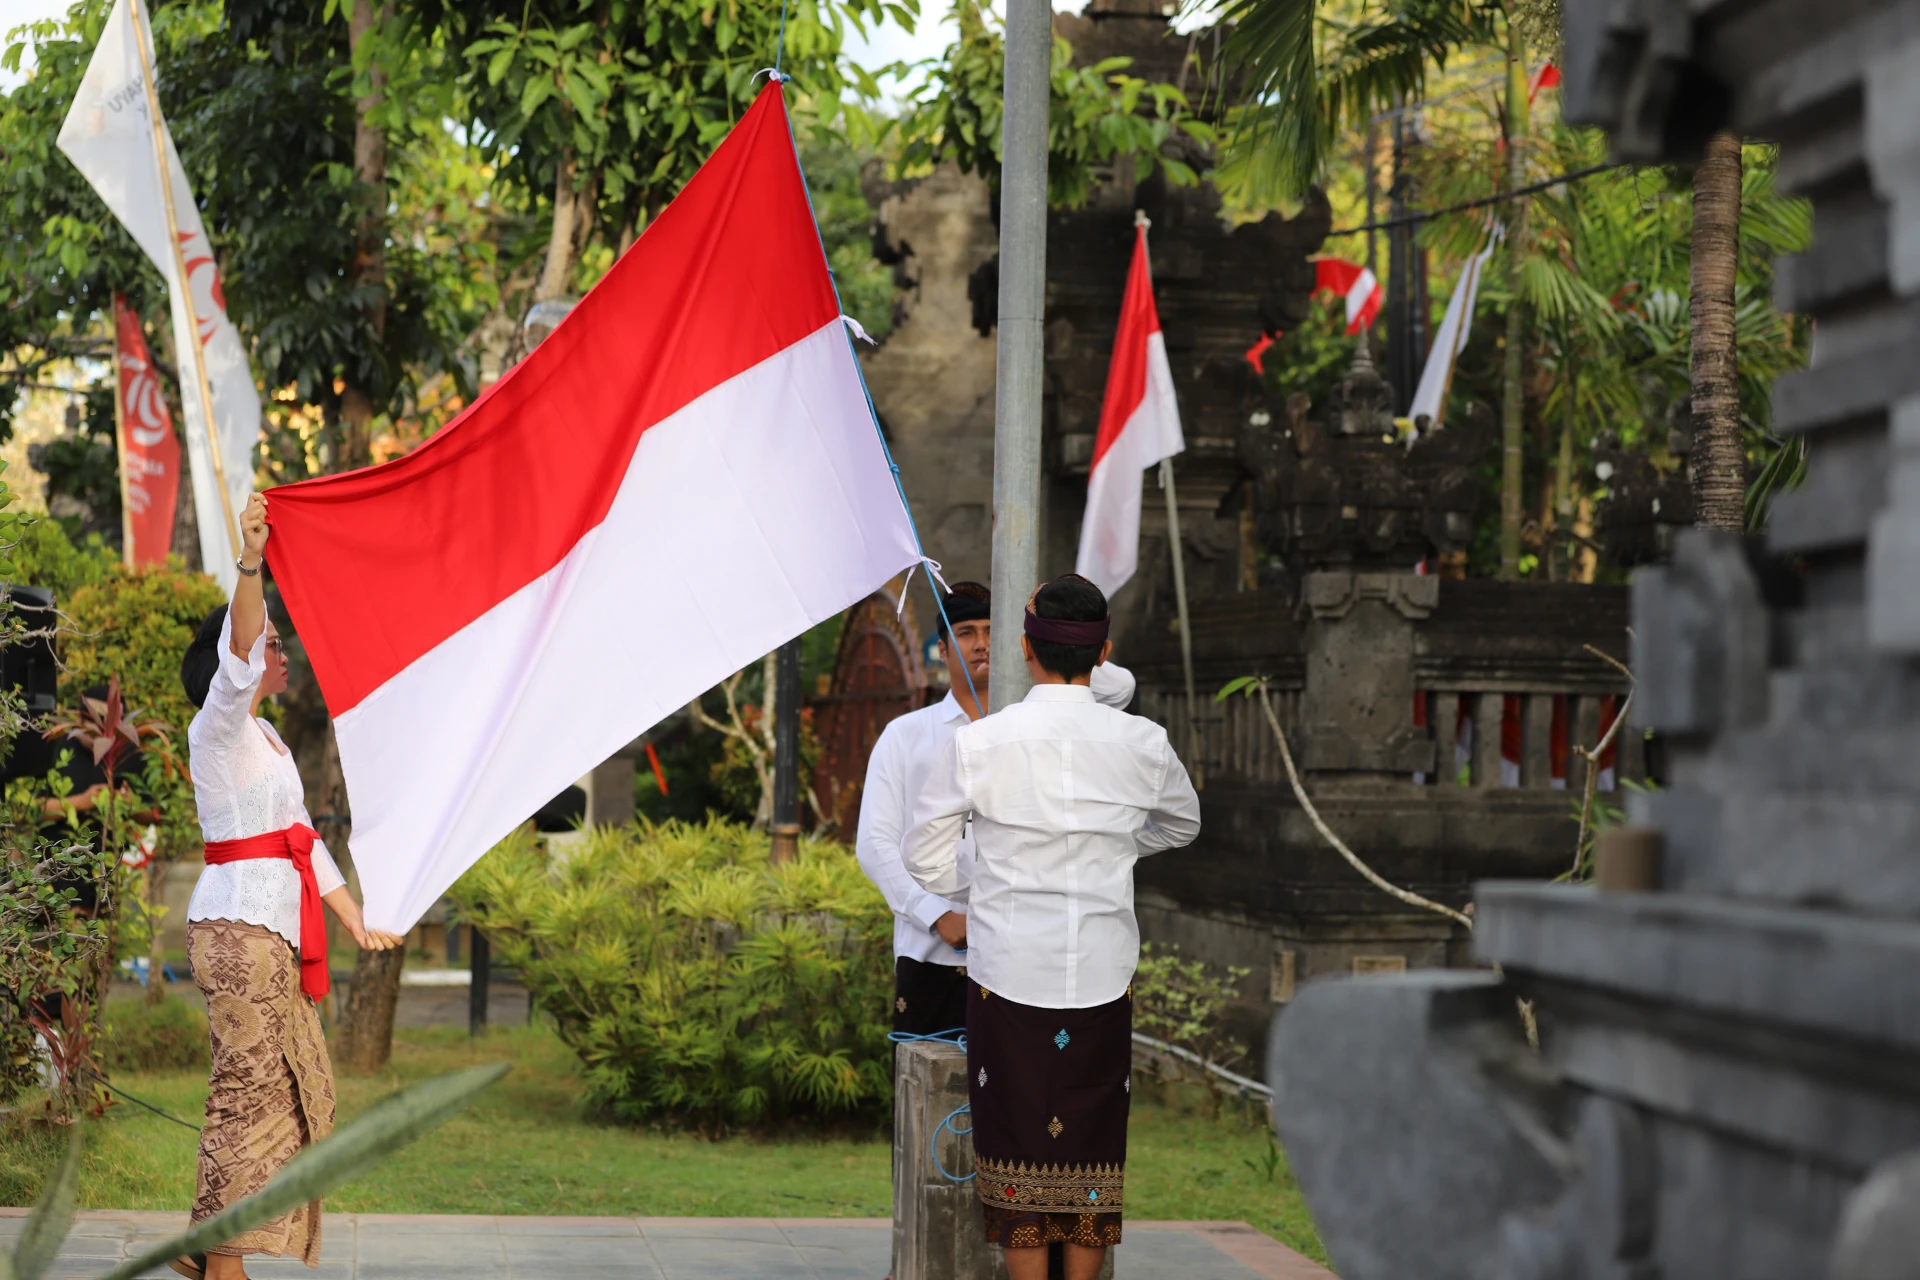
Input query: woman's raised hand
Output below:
<box><xmin>240</xmin><ymin>493</ymin><xmax>269</xmax><ymax>566</ymax></box>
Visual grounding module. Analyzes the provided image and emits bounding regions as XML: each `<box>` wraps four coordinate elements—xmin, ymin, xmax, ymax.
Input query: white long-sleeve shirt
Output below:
<box><xmin>904</xmin><ymin>681</ymin><xmax>1200</xmax><ymax>1008</ymax></box>
<box><xmin>856</xmin><ymin>663</ymin><xmax>1138</xmax><ymax>965</ymax></box>
<box><xmin>186</xmin><ymin>612</ymin><xmax>344</xmax><ymax>951</ymax></box>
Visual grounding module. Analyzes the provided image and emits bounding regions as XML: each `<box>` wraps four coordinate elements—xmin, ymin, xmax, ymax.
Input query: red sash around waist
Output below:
<box><xmin>203</xmin><ymin>824</ymin><xmax>328</xmax><ymax>1001</ymax></box>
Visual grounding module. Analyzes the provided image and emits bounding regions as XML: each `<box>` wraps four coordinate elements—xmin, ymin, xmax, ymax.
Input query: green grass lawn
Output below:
<box><xmin>0</xmin><ymin>1019</ymin><xmax>1325</xmax><ymax>1263</ymax></box>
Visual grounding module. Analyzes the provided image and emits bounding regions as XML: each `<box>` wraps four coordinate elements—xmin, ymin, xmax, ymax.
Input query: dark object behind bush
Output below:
<box><xmin>103</xmin><ymin>994</ymin><xmax>208</xmax><ymax>1073</ymax></box>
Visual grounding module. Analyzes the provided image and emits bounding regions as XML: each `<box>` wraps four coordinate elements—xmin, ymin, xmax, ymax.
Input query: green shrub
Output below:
<box><xmin>102</xmin><ymin>993</ymin><xmax>208</xmax><ymax>1073</ymax></box>
<box><xmin>450</xmin><ymin>818</ymin><xmax>894</xmax><ymax>1131</ymax></box>
<box><xmin>1133</xmin><ymin>943</ymin><xmax>1253</xmax><ymax>1114</ymax></box>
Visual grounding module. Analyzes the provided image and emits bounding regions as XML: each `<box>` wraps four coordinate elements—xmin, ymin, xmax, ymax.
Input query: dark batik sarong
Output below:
<box><xmin>966</xmin><ymin>980</ymin><xmax>1129</xmax><ymax>1248</ymax></box>
<box><xmin>894</xmin><ymin>957</ymin><xmax>970</xmax><ymax>1037</ymax></box>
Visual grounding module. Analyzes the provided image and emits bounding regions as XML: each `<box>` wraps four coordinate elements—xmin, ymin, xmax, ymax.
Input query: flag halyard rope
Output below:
<box><xmin>772</xmin><ymin>77</ymin><xmax>986</xmax><ymax>717</ymax></box>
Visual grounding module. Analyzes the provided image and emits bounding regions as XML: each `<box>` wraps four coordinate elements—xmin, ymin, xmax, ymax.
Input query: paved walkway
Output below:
<box><xmin>4</xmin><ymin>1211</ymin><xmax>1334</xmax><ymax>1280</ymax></box>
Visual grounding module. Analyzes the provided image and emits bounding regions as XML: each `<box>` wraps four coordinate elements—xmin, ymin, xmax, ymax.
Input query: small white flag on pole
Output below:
<box><xmin>1408</xmin><ymin>236</ymin><xmax>1498</xmax><ymax>428</ymax></box>
<box><xmin>58</xmin><ymin>0</ymin><xmax>257</xmax><ymax>591</ymax></box>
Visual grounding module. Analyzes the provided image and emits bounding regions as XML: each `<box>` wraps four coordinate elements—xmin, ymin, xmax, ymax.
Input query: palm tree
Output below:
<box><xmin>1689</xmin><ymin>131</ymin><xmax>1746</xmax><ymax>530</ymax></box>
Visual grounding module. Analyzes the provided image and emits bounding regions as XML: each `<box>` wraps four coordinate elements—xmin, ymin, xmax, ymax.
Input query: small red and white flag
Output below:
<box><xmin>1528</xmin><ymin>62</ymin><xmax>1562</xmax><ymax>104</ymax></box>
<box><xmin>263</xmin><ymin>85</ymin><xmax>920</xmax><ymax>932</ymax></box>
<box><xmin>113</xmin><ymin>294</ymin><xmax>179</xmax><ymax>567</ymax></box>
<box><xmin>1075</xmin><ymin>216</ymin><xmax>1186</xmax><ymax>598</ymax></box>
<box><xmin>1315</xmin><ymin>258</ymin><xmax>1385</xmax><ymax>334</ymax></box>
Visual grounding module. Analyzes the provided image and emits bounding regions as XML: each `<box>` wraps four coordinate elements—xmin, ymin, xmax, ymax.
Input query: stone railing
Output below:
<box><xmin>1119</xmin><ymin>572</ymin><xmax>1635</xmax><ymax>1059</ymax></box>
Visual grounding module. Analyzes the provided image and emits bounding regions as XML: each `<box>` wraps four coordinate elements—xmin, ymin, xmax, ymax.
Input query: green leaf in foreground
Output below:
<box><xmin>7</xmin><ymin>1117</ymin><xmax>83</xmax><ymax>1280</ymax></box>
<box><xmin>1215</xmin><ymin>676</ymin><xmax>1259</xmax><ymax>703</ymax></box>
<box><xmin>96</xmin><ymin>1062</ymin><xmax>510</xmax><ymax>1280</ymax></box>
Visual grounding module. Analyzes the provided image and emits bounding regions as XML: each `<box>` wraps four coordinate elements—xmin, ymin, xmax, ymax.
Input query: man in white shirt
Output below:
<box><xmin>857</xmin><ymin>582</ymin><xmax>1137</xmax><ymax>1039</ymax></box>
<box><xmin>905</xmin><ymin>574</ymin><xmax>1200</xmax><ymax>1280</ymax></box>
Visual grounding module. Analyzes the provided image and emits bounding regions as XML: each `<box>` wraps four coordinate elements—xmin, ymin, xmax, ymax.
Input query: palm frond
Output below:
<box><xmin>1218</xmin><ymin>0</ymin><xmax>1499</xmax><ymax>201</ymax></box>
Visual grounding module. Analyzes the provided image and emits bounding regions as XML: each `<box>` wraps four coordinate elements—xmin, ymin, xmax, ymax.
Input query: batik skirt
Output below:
<box><xmin>966</xmin><ymin>980</ymin><xmax>1130</xmax><ymax>1248</ymax></box>
<box><xmin>188</xmin><ymin>920</ymin><xmax>337</xmax><ymax>1265</ymax></box>
<box><xmin>894</xmin><ymin>956</ymin><xmax>970</xmax><ymax>1038</ymax></box>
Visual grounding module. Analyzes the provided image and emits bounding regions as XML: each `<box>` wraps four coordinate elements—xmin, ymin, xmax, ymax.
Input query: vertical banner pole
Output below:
<box><xmin>989</xmin><ymin>0</ymin><xmax>1052</xmax><ymax>714</ymax></box>
<box><xmin>112</xmin><ymin>305</ymin><xmax>135</xmax><ymax>570</ymax></box>
<box><xmin>1161</xmin><ymin>458</ymin><xmax>1203</xmax><ymax>788</ymax></box>
<box><xmin>770</xmin><ymin>636</ymin><xmax>802</xmax><ymax>863</ymax></box>
<box><xmin>129</xmin><ymin>0</ymin><xmax>240</xmax><ymax>561</ymax></box>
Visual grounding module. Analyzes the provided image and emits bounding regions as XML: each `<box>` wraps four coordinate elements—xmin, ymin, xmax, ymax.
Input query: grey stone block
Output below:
<box><xmin>1268</xmin><ymin>970</ymin><xmax>1572</xmax><ymax>1280</ymax></box>
<box><xmin>1475</xmin><ymin>884</ymin><xmax>1920</xmax><ymax>1053</ymax></box>
<box><xmin>1828</xmin><ymin>1149</ymin><xmax>1920</xmax><ymax>1280</ymax></box>
<box><xmin>1628</xmin><ymin>533</ymin><xmax>1767</xmax><ymax>739</ymax></box>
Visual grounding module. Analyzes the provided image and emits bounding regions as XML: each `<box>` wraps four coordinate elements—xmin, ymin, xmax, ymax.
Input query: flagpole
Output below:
<box><xmin>989</xmin><ymin>0</ymin><xmax>1051</xmax><ymax>714</ymax></box>
<box><xmin>1160</xmin><ymin>457</ymin><xmax>1202</xmax><ymax>789</ymax></box>
<box><xmin>128</xmin><ymin>0</ymin><xmax>241</xmax><ymax>563</ymax></box>
<box><xmin>112</xmin><ymin>301</ymin><xmax>135</xmax><ymax>570</ymax></box>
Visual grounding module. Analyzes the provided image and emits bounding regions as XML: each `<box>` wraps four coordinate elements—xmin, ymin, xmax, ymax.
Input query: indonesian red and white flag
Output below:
<box><xmin>1315</xmin><ymin>258</ymin><xmax>1385</xmax><ymax>334</ymax></box>
<box><xmin>114</xmin><ymin>294</ymin><xmax>180</xmax><ymax>567</ymax></box>
<box><xmin>1075</xmin><ymin>219</ymin><xmax>1186</xmax><ymax>598</ymax></box>
<box><xmin>263</xmin><ymin>85</ymin><xmax>920</xmax><ymax>932</ymax></box>
<box><xmin>58</xmin><ymin>0</ymin><xmax>260</xmax><ymax>592</ymax></box>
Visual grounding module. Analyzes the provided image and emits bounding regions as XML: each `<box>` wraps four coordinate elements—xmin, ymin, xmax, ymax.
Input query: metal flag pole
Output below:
<box><xmin>988</xmin><ymin>0</ymin><xmax>1051</xmax><ymax>714</ymax></box>
<box><xmin>128</xmin><ymin>0</ymin><xmax>241</xmax><ymax>562</ymax></box>
<box><xmin>1160</xmin><ymin>457</ymin><xmax>1203</xmax><ymax>788</ymax></box>
<box><xmin>111</xmin><ymin>302</ymin><xmax>135</xmax><ymax>569</ymax></box>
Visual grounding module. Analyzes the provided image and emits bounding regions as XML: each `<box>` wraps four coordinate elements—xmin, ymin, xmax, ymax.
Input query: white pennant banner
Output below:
<box><xmin>59</xmin><ymin>0</ymin><xmax>258</xmax><ymax>592</ymax></box>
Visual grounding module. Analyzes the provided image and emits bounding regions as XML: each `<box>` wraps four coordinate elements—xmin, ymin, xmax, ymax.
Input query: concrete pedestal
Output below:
<box><xmin>892</xmin><ymin>1040</ymin><xmax>1115</xmax><ymax>1280</ymax></box>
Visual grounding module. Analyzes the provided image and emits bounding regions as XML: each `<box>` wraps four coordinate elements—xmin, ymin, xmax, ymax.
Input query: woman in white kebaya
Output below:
<box><xmin>172</xmin><ymin>494</ymin><xmax>402</xmax><ymax>1280</ymax></box>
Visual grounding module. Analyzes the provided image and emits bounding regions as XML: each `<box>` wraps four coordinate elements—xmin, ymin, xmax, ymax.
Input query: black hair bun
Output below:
<box><xmin>180</xmin><ymin>604</ymin><xmax>229</xmax><ymax>710</ymax></box>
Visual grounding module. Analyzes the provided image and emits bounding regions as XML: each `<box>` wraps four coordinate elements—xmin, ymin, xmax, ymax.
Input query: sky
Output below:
<box><xmin>0</xmin><ymin>0</ymin><xmax>70</xmax><ymax>89</ymax></box>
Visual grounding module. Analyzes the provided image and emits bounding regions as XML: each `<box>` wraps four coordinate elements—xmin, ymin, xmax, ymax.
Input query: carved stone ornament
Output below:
<box><xmin>1325</xmin><ymin>331</ymin><xmax>1397</xmax><ymax>439</ymax></box>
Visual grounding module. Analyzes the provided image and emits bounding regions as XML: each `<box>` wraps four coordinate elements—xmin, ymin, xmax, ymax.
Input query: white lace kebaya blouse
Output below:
<box><xmin>186</xmin><ymin>611</ymin><xmax>344</xmax><ymax>950</ymax></box>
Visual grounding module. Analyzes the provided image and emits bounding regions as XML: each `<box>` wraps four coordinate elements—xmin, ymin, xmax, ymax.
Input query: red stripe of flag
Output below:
<box><xmin>264</xmin><ymin>85</ymin><xmax>837</xmax><ymax>716</ymax></box>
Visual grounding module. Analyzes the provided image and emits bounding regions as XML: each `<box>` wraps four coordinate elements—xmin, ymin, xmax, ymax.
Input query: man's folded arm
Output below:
<box><xmin>906</xmin><ymin>737</ymin><xmax>972</xmax><ymax>897</ymax></box>
<box><xmin>856</xmin><ymin>727</ymin><xmax>963</xmax><ymax>924</ymax></box>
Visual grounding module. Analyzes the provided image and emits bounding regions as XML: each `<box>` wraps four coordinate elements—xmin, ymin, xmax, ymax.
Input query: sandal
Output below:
<box><xmin>167</xmin><ymin>1254</ymin><xmax>206</xmax><ymax>1279</ymax></box>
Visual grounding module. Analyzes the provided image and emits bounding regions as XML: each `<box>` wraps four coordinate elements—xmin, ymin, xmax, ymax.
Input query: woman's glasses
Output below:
<box><xmin>265</xmin><ymin>637</ymin><xmax>285</xmax><ymax>657</ymax></box>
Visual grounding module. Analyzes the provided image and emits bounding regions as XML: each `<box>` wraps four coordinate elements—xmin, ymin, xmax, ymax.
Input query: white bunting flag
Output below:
<box><xmin>58</xmin><ymin>0</ymin><xmax>258</xmax><ymax>591</ymax></box>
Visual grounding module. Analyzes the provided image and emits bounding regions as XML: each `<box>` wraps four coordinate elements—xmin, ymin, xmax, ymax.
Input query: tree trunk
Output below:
<box><xmin>337</xmin><ymin>945</ymin><xmax>407</xmax><ymax>1072</ymax></box>
<box><xmin>1498</xmin><ymin>24</ymin><xmax>1530</xmax><ymax>579</ymax></box>
<box><xmin>1554</xmin><ymin>348</ymin><xmax>1579</xmax><ymax>582</ymax></box>
<box><xmin>537</xmin><ymin>154</ymin><xmax>579</xmax><ymax>302</ymax></box>
<box><xmin>316</xmin><ymin>721</ymin><xmax>408</xmax><ymax>1072</ymax></box>
<box><xmin>1689</xmin><ymin>130</ymin><xmax>1746</xmax><ymax>531</ymax></box>
<box><xmin>339</xmin><ymin>2</ymin><xmax>392</xmax><ymax>473</ymax></box>
<box><xmin>145</xmin><ymin>862</ymin><xmax>168</xmax><ymax>1005</ymax></box>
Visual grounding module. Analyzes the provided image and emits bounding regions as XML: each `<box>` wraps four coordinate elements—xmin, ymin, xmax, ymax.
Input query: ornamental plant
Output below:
<box><xmin>450</xmin><ymin>817</ymin><xmax>894</xmax><ymax>1130</ymax></box>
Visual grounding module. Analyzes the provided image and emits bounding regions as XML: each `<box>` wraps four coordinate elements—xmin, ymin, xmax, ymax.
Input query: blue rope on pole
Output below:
<box><xmin>931</xmin><ymin>1104</ymin><xmax>977</xmax><ymax>1183</ymax></box>
<box><xmin>773</xmin><ymin>0</ymin><xmax>792</xmax><ymax>78</ymax></box>
<box><xmin>887</xmin><ymin>1026</ymin><xmax>968</xmax><ymax>1051</ymax></box>
<box><xmin>772</xmin><ymin>79</ymin><xmax>985</xmax><ymax>716</ymax></box>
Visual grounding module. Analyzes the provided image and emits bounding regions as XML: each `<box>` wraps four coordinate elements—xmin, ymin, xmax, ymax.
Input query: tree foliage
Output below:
<box><xmin>1</xmin><ymin>0</ymin><xmax>500</xmax><ymax>459</ymax></box>
<box><xmin>892</xmin><ymin>0</ymin><xmax>1214</xmax><ymax>208</ymax></box>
